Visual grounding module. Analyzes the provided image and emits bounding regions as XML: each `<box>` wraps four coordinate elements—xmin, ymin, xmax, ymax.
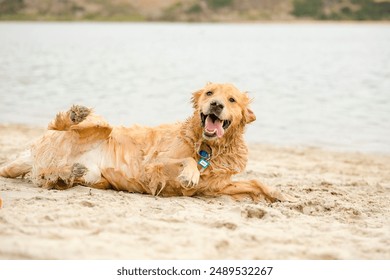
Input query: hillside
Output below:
<box><xmin>0</xmin><ymin>0</ymin><xmax>389</xmax><ymax>21</ymax></box>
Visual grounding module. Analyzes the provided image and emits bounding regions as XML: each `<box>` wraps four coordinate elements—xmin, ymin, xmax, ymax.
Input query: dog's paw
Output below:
<box><xmin>70</xmin><ymin>105</ymin><xmax>91</xmax><ymax>124</ymax></box>
<box><xmin>178</xmin><ymin>166</ymin><xmax>200</xmax><ymax>188</ymax></box>
<box><xmin>71</xmin><ymin>163</ymin><xmax>88</xmax><ymax>178</ymax></box>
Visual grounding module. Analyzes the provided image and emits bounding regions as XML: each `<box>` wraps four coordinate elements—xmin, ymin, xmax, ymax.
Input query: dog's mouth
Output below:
<box><xmin>200</xmin><ymin>113</ymin><xmax>231</xmax><ymax>139</ymax></box>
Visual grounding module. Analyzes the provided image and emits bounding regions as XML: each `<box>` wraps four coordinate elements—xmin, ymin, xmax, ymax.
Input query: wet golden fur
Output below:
<box><xmin>0</xmin><ymin>83</ymin><xmax>287</xmax><ymax>202</ymax></box>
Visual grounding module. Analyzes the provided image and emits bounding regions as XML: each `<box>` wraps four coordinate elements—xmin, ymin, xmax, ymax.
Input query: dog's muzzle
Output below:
<box><xmin>200</xmin><ymin>101</ymin><xmax>231</xmax><ymax>139</ymax></box>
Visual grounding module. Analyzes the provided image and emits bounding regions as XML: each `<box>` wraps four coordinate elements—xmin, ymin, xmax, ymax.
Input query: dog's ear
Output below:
<box><xmin>242</xmin><ymin>92</ymin><xmax>256</xmax><ymax>124</ymax></box>
<box><xmin>245</xmin><ymin>108</ymin><xmax>256</xmax><ymax>124</ymax></box>
<box><xmin>191</xmin><ymin>89</ymin><xmax>203</xmax><ymax>109</ymax></box>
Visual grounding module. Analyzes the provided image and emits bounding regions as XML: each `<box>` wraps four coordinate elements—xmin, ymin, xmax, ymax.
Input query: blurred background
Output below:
<box><xmin>1</xmin><ymin>0</ymin><xmax>389</xmax><ymax>21</ymax></box>
<box><xmin>0</xmin><ymin>0</ymin><xmax>389</xmax><ymax>154</ymax></box>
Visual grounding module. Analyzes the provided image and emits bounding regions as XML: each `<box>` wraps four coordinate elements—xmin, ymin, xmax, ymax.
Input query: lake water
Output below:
<box><xmin>0</xmin><ymin>22</ymin><xmax>389</xmax><ymax>154</ymax></box>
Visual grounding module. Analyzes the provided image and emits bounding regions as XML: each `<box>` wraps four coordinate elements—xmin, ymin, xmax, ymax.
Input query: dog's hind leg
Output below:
<box><xmin>0</xmin><ymin>150</ymin><xmax>32</xmax><ymax>178</ymax></box>
<box><xmin>34</xmin><ymin>163</ymin><xmax>88</xmax><ymax>189</ymax></box>
<box><xmin>48</xmin><ymin>105</ymin><xmax>91</xmax><ymax>131</ymax></box>
<box><xmin>36</xmin><ymin>162</ymin><xmax>111</xmax><ymax>190</ymax></box>
<box><xmin>48</xmin><ymin>105</ymin><xmax>112</xmax><ymax>143</ymax></box>
<box><xmin>74</xmin><ymin>163</ymin><xmax>111</xmax><ymax>190</ymax></box>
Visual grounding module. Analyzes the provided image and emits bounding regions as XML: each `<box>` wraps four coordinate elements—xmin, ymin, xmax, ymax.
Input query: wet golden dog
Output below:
<box><xmin>0</xmin><ymin>83</ymin><xmax>287</xmax><ymax>202</ymax></box>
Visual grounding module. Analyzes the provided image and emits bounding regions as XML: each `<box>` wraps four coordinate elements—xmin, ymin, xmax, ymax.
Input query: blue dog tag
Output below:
<box><xmin>199</xmin><ymin>150</ymin><xmax>209</xmax><ymax>159</ymax></box>
<box><xmin>198</xmin><ymin>149</ymin><xmax>211</xmax><ymax>172</ymax></box>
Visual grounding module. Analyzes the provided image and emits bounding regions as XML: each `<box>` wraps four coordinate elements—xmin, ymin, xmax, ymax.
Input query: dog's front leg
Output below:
<box><xmin>177</xmin><ymin>158</ymin><xmax>200</xmax><ymax>188</ymax></box>
<box><xmin>217</xmin><ymin>179</ymin><xmax>289</xmax><ymax>202</ymax></box>
<box><xmin>144</xmin><ymin>157</ymin><xmax>200</xmax><ymax>196</ymax></box>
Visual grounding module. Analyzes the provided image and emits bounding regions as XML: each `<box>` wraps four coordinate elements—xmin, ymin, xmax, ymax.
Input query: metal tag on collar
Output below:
<box><xmin>198</xmin><ymin>149</ymin><xmax>210</xmax><ymax>171</ymax></box>
<box><xmin>198</xmin><ymin>158</ymin><xmax>210</xmax><ymax>170</ymax></box>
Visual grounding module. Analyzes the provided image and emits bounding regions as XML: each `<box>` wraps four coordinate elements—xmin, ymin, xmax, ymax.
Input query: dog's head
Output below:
<box><xmin>192</xmin><ymin>83</ymin><xmax>256</xmax><ymax>141</ymax></box>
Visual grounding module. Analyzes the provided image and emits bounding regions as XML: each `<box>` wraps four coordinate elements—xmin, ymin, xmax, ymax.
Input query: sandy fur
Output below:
<box><xmin>0</xmin><ymin>83</ymin><xmax>288</xmax><ymax>202</ymax></box>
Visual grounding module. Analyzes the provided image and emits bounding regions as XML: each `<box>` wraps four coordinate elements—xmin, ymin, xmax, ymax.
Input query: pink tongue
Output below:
<box><xmin>205</xmin><ymin>116</ymin><xmax>224</xmax><ymax>138</ymax></box>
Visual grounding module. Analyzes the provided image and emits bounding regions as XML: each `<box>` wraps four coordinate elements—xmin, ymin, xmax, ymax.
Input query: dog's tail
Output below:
<box><xmin>0</xmin><ymin>150</ymin><xmax>32</xmax><ymax>178</ymax></box>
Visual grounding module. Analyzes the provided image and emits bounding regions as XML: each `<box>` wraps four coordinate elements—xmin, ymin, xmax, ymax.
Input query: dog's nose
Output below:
<box><xmin>210</xmin><ymin>101</ymin><xmax>224</xmax><ymax>114</ymax></box>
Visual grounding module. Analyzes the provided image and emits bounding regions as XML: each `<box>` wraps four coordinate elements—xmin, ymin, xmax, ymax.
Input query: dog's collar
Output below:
<box><xmin>197</xmin><ymin>142</ymin><xmax>212</xmax><ymax>172</ymax></box>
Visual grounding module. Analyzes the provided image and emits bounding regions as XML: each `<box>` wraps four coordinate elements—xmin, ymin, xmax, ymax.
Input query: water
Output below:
<box><xmin>0</xmin><ymin>22</ymin><xmax>389</xmax><ymax>154</ymax></box>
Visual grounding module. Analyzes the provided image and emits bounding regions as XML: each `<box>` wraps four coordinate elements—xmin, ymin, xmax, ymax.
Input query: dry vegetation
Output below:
<box><xmin>0</xmin><ymin>0</ymin><xmax>389</xmax><ymax>21</ymax></box>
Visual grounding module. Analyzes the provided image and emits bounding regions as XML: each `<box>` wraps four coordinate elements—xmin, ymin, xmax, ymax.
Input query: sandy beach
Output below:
<box><xmin>0</xmin><ymin>124</ymin><xmax>389</xmax><ymax>259</ymax></box>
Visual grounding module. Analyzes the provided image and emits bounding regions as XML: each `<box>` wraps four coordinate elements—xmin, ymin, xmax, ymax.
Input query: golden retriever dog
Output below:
<box><xmin>0</xmin><ymin>83</ymin><xmax>288</xmax><ymax>202</ymax></box>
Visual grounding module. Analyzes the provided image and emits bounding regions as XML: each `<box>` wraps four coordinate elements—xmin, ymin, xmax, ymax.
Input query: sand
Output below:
<box><xmin>0</xmin><ymin>124</ymin><xmax>389</xmax><ymax>260</ymax></box>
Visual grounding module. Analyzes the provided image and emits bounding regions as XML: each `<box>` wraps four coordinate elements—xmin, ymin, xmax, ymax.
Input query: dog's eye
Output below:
<box><xmin>229</xmin><ymin>97</ymin><xmax>236</xmax><ymax>103</ymax></box>
<box><xmin>206</xmin><ymin>91</ymin><xmax>213</xmax><ymax>96</ymax></box>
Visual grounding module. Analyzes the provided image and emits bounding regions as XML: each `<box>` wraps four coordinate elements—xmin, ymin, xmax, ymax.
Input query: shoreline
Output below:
<box><xmin>0</xmin><ymin>123</ymin><xmax>388</xmax><ymax>157</ymax></box>
<box><xmin>0</xmin><ymin>124</ymin><xmax>389</xmax><ymax>259</ymax></box>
